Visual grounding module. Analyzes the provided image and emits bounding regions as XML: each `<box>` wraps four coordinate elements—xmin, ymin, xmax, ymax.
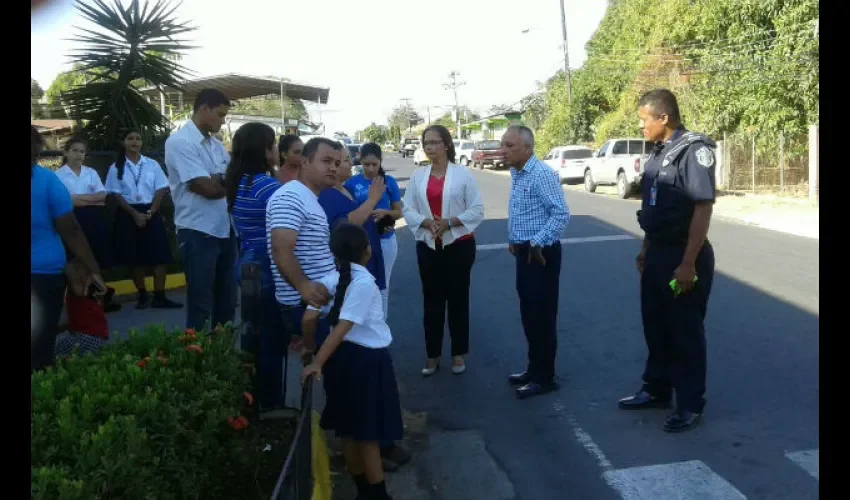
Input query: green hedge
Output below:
<box><xmin>31</xmin><ymin>325</ymin><xmax>277</xmax><ymax>500</ymax></box>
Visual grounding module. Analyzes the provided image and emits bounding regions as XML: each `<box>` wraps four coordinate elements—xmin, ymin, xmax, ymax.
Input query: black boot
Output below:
<box><xmin>151</xmin><ymin>291</ymin><xmax>183</xmax><ymax>309</ymax></box>
<box><xmin>365</xmin><ymin>480</ymin><xmax>392</xmax><ymax>500</ymax></box>
<box><xmin>352</xmin><ymin>474</ymin><xmax>367</xmax><ymax>499</ymax></box>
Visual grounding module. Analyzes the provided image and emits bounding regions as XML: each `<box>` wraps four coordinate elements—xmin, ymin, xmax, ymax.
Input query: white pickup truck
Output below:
<box><xmin>584</xmin><ymin>138</ymin><xmax>654</xmax><ymax>199</ymax></box>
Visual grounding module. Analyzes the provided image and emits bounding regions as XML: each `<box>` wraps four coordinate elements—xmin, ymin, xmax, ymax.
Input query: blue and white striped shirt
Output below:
<box><xmin>231</xmin><ymin>174</ymin><xmax>281</xmax><ymax>254</ymax></box>
<box><xmin>266</xmin><ymin>180</ymin><xmax>336</xmax><ymax>306</ymax></box>
<box><xmin>508</xmin><ymin>155</ymin><xmax>570</xmax><ymax>246</ymax></box>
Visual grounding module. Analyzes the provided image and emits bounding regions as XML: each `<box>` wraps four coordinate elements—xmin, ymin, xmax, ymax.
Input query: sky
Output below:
<box><xmin>31</xmin><ymin>0</ymin><xmax>608</xmax><ymax>135</ymax></box>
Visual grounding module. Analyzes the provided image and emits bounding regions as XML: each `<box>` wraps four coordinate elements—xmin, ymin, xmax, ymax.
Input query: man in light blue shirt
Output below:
<box><xmin>502</xmin><ymin>125</ymin><xmax>570</xmax><ymax>399</ymax></box>
<box><xmin>165</xmin><ymin>88</ymin><xmax>236</xmax><ymax>331</ymax></box>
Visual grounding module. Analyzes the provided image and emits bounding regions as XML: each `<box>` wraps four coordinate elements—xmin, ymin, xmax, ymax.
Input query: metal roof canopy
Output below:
<box><xmin>139</xmin><ymin>73</ymin><xmax>330</xmax><ymax>104</ymax></box>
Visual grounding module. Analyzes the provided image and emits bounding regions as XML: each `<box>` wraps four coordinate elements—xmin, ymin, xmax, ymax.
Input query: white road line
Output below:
<box><xmin>603</xmin><ymin>461</ymin><xmax>748</xmax><ymax>500</ymax></box>
<box><xmin>566</xmin><ymin>414</ymin><xmax>614</xmax><ymax>472</ymax></box>
<box><xmin>785</xmin><ymin>449</ymin><xmax>819</xmax><ymax>480</ymax></box>
<box><xmin>476</xmin><ymin>234</ymin><xmax>633</xmax><ymax>251</ymax></box>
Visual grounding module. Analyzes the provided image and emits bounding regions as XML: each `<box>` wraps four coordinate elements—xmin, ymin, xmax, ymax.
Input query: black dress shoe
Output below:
<box><xmin>516</xmin><ymin>381</ymin><xmax>558</xmax><ymax>399</ymax></box>
<box><xmin>618</xmin><ymin>390</ymin><xmax>672</xmax><ymax>410</ymax></box>
<box><xmin>508</xmin><ymin>371</ymin><xmax>532</xmax><ymax>386</ymax></box>
<box><xmin>663</xmin><ymin>410</ymin><xmax>702</xmax><ymax>433</ymax></box>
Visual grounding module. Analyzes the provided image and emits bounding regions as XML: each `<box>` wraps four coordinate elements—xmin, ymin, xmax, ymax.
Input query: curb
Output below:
<box><xmin>106</xmin><ymin>273</ymin><xmax>186</xmax><ymax>296</ymax></box>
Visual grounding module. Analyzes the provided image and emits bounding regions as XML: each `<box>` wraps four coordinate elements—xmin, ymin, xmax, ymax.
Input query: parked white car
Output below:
<box><xmin>542</xmin><ymin>145</ymin><xmax>595</xmax><ymax>184</ymax></box>
<box><xmin>453</xmin><ymin>140</ymin><xmax>476</xmax><ymax>166</ymax></box>
<box><xmin>413</xmin><ymin>147</ymin><xmax>430</xmax><ymax>166</ymax></box>
<box><xmin>585</xmin><ymin>138</ymin><xmax>653</xmax><ymax>198</ymax></box>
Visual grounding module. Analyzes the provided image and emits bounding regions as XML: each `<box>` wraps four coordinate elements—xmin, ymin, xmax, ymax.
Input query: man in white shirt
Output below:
<box><xmin>164</xmin><ymin>88</ymin><xmax>236</xmax><ymax>331</ymax></box>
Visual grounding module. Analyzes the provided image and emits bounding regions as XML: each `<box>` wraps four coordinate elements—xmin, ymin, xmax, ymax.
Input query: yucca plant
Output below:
<box><xmin>62</xmin><ymin>0</ymin><xmax>195</xmax><ymax>150</ymax></box>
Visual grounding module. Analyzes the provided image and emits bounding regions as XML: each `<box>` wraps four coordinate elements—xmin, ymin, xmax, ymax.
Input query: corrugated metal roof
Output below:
<box><xmin>32</xmin><ymin>119</ymin><xmax>76</xmax><ymax>132</ymax></box>
<box><xmin>139</xmin><ymin>73</ymin><xmax>330</xmax><ymax>103</ymax></box>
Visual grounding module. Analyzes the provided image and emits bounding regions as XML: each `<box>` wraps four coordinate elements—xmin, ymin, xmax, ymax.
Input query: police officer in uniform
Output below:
<box><xmin>618</xmin><ymin>89</ymin><xmax>716</xmax><ymax>433</ymax></box>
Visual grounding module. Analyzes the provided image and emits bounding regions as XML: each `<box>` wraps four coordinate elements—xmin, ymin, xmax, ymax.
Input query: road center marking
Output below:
<box><xmin>476</xmin><ymin>234</ymin><xmax>633</xmax><ymax>251</ymax></box>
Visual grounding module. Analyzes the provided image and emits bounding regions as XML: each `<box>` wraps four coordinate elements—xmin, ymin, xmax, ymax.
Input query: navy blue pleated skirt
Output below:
<box><xmin>113</xmin><ymin>203</ymin><xmax>173</xmax><ymax>267</ymax></box>
<box><xmin>71</xmin><ymin>205</ymin><xmax>113</xmax><ymax>269</ymax></box>
<box><xmin>320</xmin><ymin>341</ymin><xmax>403</xmax><ymax>442</ymax></box>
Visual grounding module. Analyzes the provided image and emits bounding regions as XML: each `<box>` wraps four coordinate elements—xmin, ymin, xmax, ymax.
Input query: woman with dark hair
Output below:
<box><xmin>105</xmin><ymin>129</ymin><xmax>182</xmax><ymax>309</ymax></box>
<box><xmin>344</xmin><ymin>143</ymin><xmax>402</xmax><ymax>319</ymax></box>
<box><xmin>226</xmin><ymin>122</ymin><xmax>287</xmax><ymax>410</ymax></box>
<box><xmin>402</xmin><ymin>124</ymin><xmax>484</xmax><ymax>376</ymax></box>
<box><xmin>54</xmin><ymin>136</ymin><xmax>120</xmax><ymax>312</ymax></box>
<box><xmin>31</xmin><ymin>125</ymin><xmax>104</xmax><ymax>371</ymax></box>
<box><xmin>276</xmin><ymin>134</ymin><xmax>304</xmax><ymax>185</ymax></box>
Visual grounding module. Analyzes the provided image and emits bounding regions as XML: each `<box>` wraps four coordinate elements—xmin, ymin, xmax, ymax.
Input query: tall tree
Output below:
<box><xmin>388</xmin><ymin>104</ymin><xmax>423</xmax><ymax>135</ymax></box>
<box><xmin>62</xmin><ymin>0</ymin><xmax>195</xmax><ymax>149</ymax></box>
<box><xmin>31</xmin><ymin>78</ymin><xmax>46</xmax><ymax>119</ymax></box>
<box><xmin>362</xmin><ymin>122</ymin><xmax>390</xmax><ymax>144</ymax></box>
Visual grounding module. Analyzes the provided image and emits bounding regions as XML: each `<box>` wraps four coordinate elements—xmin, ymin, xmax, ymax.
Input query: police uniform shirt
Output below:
<box><xmin>55</xmin><ymin>165</ymin><xmax>106</xmax><ymax>196</ymax></box>
<box><xmin>639</xmin><ymin>129</ymin><xmax>716</xmax><ymax>236</ymax></box>
<box><xmin>104</xmin><ymin>155</ymin><xmax>170</xmax><ymax>205</ymax></box>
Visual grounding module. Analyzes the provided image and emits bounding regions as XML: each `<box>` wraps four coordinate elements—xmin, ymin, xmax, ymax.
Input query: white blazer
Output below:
<box><xmin>402</xmin><ymin>163</ymin><xmax>484</xmax><ymax>250</ymax></box>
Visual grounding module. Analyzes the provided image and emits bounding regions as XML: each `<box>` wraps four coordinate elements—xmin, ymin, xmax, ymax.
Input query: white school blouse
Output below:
<box><xmin>55</xmin><ymin>165</ymin><xmax>106</xmax><ymax>196</ymax></box>
<box><xmin>309</xmin><ymin>264</ymin><xmax>392</xmax><ymax>349</ymax></box>
<box><xmin>401</xmin><ymin>163</ymin><xmax>485</xmax><ymax>250</ymax></box>
<box><xmin>104</xmin><ymin>155</ymin><xmax>169</xmax><ymax>205</ymax></box>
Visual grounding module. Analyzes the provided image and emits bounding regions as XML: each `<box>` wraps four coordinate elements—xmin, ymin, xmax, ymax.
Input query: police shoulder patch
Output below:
<box><xmin>694</xmin><ymin>146</ymin><xmax>714</xmax><ymax>167</ymax></box>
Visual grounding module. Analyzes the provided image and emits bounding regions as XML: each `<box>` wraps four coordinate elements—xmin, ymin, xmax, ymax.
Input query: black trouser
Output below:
<box><xmin>31</xmin><ymin>273</ymin><xmax>67</xmax><ymax>372</ymax></box>
<box><xmin>640</xmin><ymin>241</ymin><xmax>715</xmax><ymax>413</ymax></box>
<box><xmin>416</xmin><ymin>238</ymin><xmax>476</xmax><ymax>359</ymax></box>
<box><xmin>514</xmin><ymin>242</ymin><xmax>562</xmax><ymax>384</ymax></box>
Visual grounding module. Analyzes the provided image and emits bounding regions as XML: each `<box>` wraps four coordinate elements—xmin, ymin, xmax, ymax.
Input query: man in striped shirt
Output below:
<box><xmin>502</xmin><ymin>125</ymin><xmax>570</xmax><ymax>399</ymax></box>
<box><xmin>267</xmin><ymin>137</ymin><xmax>341</xmax><ymax>346</ymax></box>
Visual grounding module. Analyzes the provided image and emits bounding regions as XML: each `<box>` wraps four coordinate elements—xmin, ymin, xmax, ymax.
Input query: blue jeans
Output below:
<box><xmin>177</xmin><ymin>228</ymin><xmax>237</xmax><ymax>331</ymax></box>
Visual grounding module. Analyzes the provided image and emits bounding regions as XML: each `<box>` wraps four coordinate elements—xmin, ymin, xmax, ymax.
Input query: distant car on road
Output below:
<box><xmin>542</xmin><ymin>145</ymin><xmax>595</xmax><ymax>184</ymax></box>
<box><xmin>471</xmin><ymin>140</ymin><xmax>506</xmax><ymax>170</ymax></box>
<box><xmin>400</xmin><ymin>138</ymin><xmax>420</xmax><ymax>158</ymax></box>
<box><xmin>347</xmin><ymin>143</ymin><xmax>362</xmax><ymax>166</ymax></box>
<box><xmin>584</xmin><ymin>138</ymin><xmax>652</xmax><ymax>199</ymax></box>
<box><xmin>413</xmin><ymin>147</ymin><xmax>430</xmax><ymax>166</ymax></box>
<box><xmin>453</xmin><ymin>139</ymin><xmax>475</xmax><ymax>166</ymax></box>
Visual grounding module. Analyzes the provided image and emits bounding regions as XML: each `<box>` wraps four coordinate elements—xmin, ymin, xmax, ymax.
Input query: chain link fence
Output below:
<box><xmin>720</xmin><ymin>130</ymin><xmax>811</xmax><ymax>196</ymax></box>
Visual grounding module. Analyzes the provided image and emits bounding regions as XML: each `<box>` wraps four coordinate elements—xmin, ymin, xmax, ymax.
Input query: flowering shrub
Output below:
<box><xmin>31</xmin><ymin>324</ymin><xmax>268</xmax><ymax>499</ymax></box>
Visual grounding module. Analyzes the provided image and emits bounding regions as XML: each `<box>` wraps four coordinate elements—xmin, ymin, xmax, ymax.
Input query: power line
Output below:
<box><xmin>443</xmin><ymin>71</ymin><xmax>466</xmax><ymax>138</ymax></box>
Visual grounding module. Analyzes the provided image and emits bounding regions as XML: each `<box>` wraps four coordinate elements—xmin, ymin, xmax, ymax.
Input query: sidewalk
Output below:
<box><xmin>557</xmin><ymin>181</ymin><xmax>820</xmax><ymax>240</ymax></box>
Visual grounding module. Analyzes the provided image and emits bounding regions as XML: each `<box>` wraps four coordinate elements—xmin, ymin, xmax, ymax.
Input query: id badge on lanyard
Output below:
<box><xmin>130</xmin><ymin>161</ymin><xmax>144</xmax><ymax>203</ymax></box>
<box><xmin>650</xmin><ymin>177</ymin><xmax>658</xmax><ymax>207</ymax></box>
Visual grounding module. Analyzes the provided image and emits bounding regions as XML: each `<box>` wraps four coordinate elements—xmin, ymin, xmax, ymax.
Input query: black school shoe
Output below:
<box><xmin>663</xmin><ymin>410</ymin><xmax>702</xmax><ymax>433</ymax></box>
<box><xmin>151</xmin><ymin>292</ymin><xmax>183</xmax><ymax>309</ymax></box>
<box><xmin>618</xmin><ymin>390</ymin><xmax>672</xmax><ymax>410</ymax></box>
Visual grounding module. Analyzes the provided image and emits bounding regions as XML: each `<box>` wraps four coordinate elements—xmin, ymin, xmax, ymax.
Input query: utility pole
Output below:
<box><xmin>399</xmin><ymin>98</ymin><xmax>413</xmax><ymax>134</ymax></box>
<box><xmin>444</xmin><ymin>71</ymin><xmax>466</xmax><ymax>138</ymax></box>
<box><xmin>559</xmin><ymin>0</ymin><xmax>572</xmax><ymax>102</ymax></box>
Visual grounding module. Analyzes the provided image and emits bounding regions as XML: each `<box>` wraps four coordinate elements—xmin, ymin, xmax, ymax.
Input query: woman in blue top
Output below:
<box><xmin>319</xmin><ymin>144</ymin><xmax>386</xmax><ymax>292</ymax></box>
<box><xmin>31</xmin><ymin>126</ymin><xmax>104</xmax><ymax>372</ymax></box>
<box><xmin>344</xmin><ymin>143</ymin><xmax>402</xmax><ymax>319</ymax></box>
<box><xmin>224</xmin><ymin>122</ymin><xmax>287</xmax><ymax>411</ymax></box>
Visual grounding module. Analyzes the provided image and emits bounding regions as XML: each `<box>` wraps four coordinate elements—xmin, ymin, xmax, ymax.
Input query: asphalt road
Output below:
<box><xmin>108</xmin><ymin>153</ymin><xmax>818</xmax><ymax>499</ymax></box>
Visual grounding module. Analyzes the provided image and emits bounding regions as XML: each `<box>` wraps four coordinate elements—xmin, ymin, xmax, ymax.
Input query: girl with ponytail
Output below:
<box><xmin>301</xmin><ymin>222</ymin><xmax>402</xmax><ymax>500</ymax></box>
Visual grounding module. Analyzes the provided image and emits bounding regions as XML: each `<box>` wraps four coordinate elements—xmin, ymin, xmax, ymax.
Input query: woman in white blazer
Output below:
<box><xmin>402</xmin><ymin>125</ymin><xmax>484</xmax><ymax>377</ymax></box>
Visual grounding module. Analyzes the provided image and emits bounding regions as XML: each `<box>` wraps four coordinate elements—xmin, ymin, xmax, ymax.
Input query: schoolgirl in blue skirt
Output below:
<box><xmin>54</xmin><ymin>136</ymin><xmax>120</xmax><ymax>312</ymax></box>
<box><xmin>105</xmin><ymin>129</ymin><xmax>182</xmax><ymax>310</ymax></box>
<box><xmin>302</xmin><ymin>223</ymin><xmax>402</xmax><ymax>500</ymax></box>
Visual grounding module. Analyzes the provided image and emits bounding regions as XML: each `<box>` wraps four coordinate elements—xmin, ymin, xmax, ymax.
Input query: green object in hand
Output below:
<box><xmin>669</xmin><ymin>276</ymin><xmax>698</xmax><ymax>297</ymax></box>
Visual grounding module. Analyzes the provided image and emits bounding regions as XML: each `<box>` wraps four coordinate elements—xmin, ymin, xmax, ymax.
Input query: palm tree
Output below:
<box><xmin>63</xmin><ymin>0</ymin><xmax>195</xmax><ymax>149</ymax></box>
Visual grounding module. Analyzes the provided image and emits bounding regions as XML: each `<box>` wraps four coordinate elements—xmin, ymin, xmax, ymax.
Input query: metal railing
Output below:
<box><xmin>270</xmin><ymin>374</ymin><xmax>315</xmax><ymax>500</ymax></box>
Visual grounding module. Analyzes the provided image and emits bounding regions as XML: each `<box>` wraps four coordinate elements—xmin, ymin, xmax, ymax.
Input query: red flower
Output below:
<box><xmin>185</xmin><ymin>344</ymin><xmax>203</xmax><ymax>354</ymax></box>
<box><xmin>185</xmin><ymin>328</ymin><xmax>196</xmax><ymax>337</ymax></box>
<box><xmin>243</xmin><ymin>392</ymin><xmax>254</xmax><ymax>406</ymax></box>
<box><xmin>227</xmin><ymin>415</ymin><xmax>248</xmax><ymax>431</ymax></box>
<box><xmin>137</xmin><ymin>359</ymin><xmax>148</xmax><ymax>368</ymax></box>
